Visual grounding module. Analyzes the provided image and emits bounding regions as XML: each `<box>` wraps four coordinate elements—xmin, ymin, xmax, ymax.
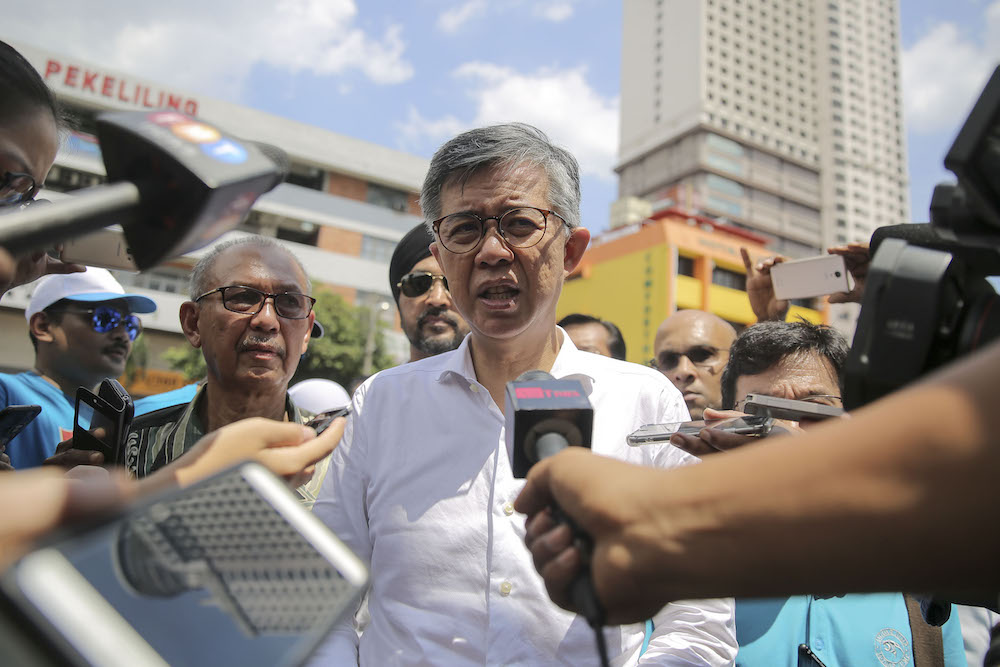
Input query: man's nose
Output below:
<box><xmin>250</xmin><ymin>298</ymin><xmax>280</xmax><ymax>331</ymax></box>
<box><xmin>474</xmin><ymin>227</ymin><xmax>514</xmax><ymax>266</ymax></box>
<box><xmin>669</xmin><ymin>355</ymin><xmax>697</xmax><ymax>385</ymax></box>
<box><xmin>424</xmin><ymin>278</ymin><xmax>451</xmax><ymax>307</ymax></box>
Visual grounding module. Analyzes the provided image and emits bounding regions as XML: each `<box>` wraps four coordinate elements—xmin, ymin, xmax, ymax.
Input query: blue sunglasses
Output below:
<box><xmin>58</xmin><ymin>305</ymin><xmax>143</xmax><ymax>341</ymax></box>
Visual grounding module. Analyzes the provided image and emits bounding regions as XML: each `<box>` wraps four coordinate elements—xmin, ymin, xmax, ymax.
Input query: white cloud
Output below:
<box><xmin>437</xmin><ymin>0</ymin><xmax>488</xmax><ymax>33</ymax></box>
<box><xmin>902</xmin><ymin>1</ymin><xmax>1000</xmax><ymax>134</ymax></box>
<box><xmin>1</xmin><ymin>0</ymin><xmax>413</xmax><ymax>101</ymax></box>
<box><xmin>534</xmin><ymin>2</ymin><xmax>575</xmax><ymax>22</ymax></box>
<box><xmin>397</xmin><ymin>62</ymin><xmax>619</xmax><ymax>181</ymax></box>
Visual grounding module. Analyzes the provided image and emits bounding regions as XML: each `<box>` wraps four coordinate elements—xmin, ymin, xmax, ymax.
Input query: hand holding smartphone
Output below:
<box><xmin>73</xmin><ymin>379</ymin><xmax>134</xmax><ymax>465</ymax></box>
<box><xmin>770</xmin><ymin>254</ymin><xmax>854</xmax><ymax>301</ymax></box>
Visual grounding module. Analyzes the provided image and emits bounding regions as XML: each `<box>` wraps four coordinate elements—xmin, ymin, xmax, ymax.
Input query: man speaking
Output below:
<box><xmin>313</xmin><ymin>124</ymin><xmax>736</xmax><ymax>664</ymax></box>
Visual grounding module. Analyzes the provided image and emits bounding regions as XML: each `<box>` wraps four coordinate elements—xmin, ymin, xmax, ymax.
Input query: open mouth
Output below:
<box><xmin>478</xmin><ymin>284</ymin><xmax>520</xmax><ymax>308</ymax></box>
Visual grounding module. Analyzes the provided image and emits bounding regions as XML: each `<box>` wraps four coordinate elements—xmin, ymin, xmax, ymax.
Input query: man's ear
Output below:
<box><xmin>178</xmin><ymin>302</ymin><xmax>202</xmax><ymax>349</ymax></box>
<box><xmin>563</xmin><ymin>226</ymin><xmax>591</xmax><ymax>275</ymax></box>
<box><xmin>302</xmin><ymin>311</ymin><xmax>315</xmax><ymax>351</ymax></box>
<box><xmin>29</xmin><ymin>312</ymin><xmax>57</xmax><ymax>344</ymax></box>
<box><xmin>429</xmin><ymin>240</ymin><xmax>441</xmax><ymax>266</ymax></box>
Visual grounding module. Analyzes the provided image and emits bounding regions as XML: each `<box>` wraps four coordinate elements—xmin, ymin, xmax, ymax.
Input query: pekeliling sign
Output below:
<box><xmin>42</xmin><ymin>58</ymin><xmax>199</xmax><ymax>116</ymax></box>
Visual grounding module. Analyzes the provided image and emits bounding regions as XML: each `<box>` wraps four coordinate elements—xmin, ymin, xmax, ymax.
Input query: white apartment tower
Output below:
<box><xmin>617</xmin><ymin>0</ymin><xmax>909</xmax><ymax>258</ymax></box>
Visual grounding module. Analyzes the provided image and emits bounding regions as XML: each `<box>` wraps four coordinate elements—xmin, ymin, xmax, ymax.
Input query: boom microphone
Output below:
<box><xmin>0</xmin><ymin>111</ymin><xmax>289</xmax><ymax>270</ymax></box>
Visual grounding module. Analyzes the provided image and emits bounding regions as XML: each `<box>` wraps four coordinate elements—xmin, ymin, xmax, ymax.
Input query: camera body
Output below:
<box><xmin>844</xmin><ymin>66</ymin><xmax>1000</xmax><ymax>409</ymax></box>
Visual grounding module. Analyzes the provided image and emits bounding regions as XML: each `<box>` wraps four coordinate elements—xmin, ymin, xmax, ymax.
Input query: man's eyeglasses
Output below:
<box><xmin>432</xmin><ymin>206</ymin><xmax>564</xmax><ymax>254</ymax></box>
<box><xmin>55</xmin><ymin>305</ymin><xmax>143</xmax><ymax>341</ymax></box>
<box><xmin>195</xmin><ymin>285</ymin><xmax>316</xmax><ymax>319</ymax></box>
<box><xmin>734</xmin><ymin>394</ymin><xmax>843</xmax><ymax>412</ymax></box>
<box><xmin>648</xmin><ymin>345</ymin><xmax>728</xmax><ymax>372</ymax></box>
<box><xmin>397</xmin><ymin>271</ymin><xmax>448</xmax><ymax>298</ymax></box>
<box><xmin>0</xmin><ymin>171</ymin><xmax>38</xmax><ymax>207</ymax></box>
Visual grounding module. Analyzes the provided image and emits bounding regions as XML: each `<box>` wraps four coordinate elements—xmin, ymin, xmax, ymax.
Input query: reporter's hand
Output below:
<box><xmin>668</xmin><ymin>408</ymin><xmax>755</xmax><ymax>456</ymax></box>
<box><xmin>169</xmin><ymin>417</ymin><xmax>344</xmax><ymax>489</ymax></box>
<box><xmin>516</xmin><ymin>448</ymin><xmax>675</xmax><ymax>624</ymax></box>
<box><xmin>741</xmin><ymin>247</ymin><xmax>789</xmax><ymax>322</ymax></box>
<box><xmin>0</xmin><ymin>246</ymin><xmax>85</xmax><ymax>297</ymax></box>
<box><xmin>826</xmin><ymin>243</ymin><xmax>870</xmax><ymax>304</ymax></box>
<box><xmin>43</xmin><ymin>435</ymin><xmax>105</xmax><ymax>469</ymax></box>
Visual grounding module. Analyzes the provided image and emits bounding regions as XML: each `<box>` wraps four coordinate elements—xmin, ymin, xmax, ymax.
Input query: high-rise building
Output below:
<box><xmin>616</xmin><ymin>0</ymin><xmax>909</xmax><ymax>260</ymax></box>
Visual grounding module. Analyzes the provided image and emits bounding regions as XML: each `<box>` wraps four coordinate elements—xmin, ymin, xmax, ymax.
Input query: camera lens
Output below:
<box><xmin>835</xmin><ymin>271</ymin><xmax>842</xmax><ymax>277</ymax></box>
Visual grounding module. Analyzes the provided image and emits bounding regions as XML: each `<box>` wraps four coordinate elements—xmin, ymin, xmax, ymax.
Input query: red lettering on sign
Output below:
<box><xmin>44</xmin><ymin>60</ymin><xmax>61</xmax><ymax>79</ymax></box>
<box><xmin>515</xmin><ymin>387</ymin><xmax>544</xmax><ymax>399</ymax></box>
<box><xmin>117</xmin><ymin>80</ymin><xmax>129</xmax><ymax>102</ymax></box>
<box><xmin>82</xmin><ymin>70</ymin><xmax>98</xmax><ymax>92</ymax></box>
<box><xmin>184</xmin><ymin>100</ymin><xmax>198</xmax><ymax>115</ymax></box>
<box><xmin>65</xmin><ymin>65</ymin><xmax>79</xmax><ymax>87</ymax></box>
<box><xmin>167</xmin><ymin>94</ymin><xmax>181</xmax><ymax>110</ymax></box>
<box><xmin>102</xmin><ymin>76</ymin><xmax>114</xmax><ymax>97</ymax></box>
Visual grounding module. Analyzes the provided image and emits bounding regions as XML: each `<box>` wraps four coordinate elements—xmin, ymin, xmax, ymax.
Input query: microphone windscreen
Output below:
<box><xmin>515</xmin><ymin>370</ymin><xmax>554</xmax><ymax>382</ymax></box>
<box><xmin>869</xmin><ymin>223</ymin><xmax>942</xmax><ymax>254</ymax></box>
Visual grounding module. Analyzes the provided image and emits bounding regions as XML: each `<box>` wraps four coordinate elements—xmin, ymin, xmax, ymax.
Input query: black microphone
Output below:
<box><xmin>505</xmin><ymin>371</ymin><xmax>609</xmax><ymax>666</ymax></box>
<box><xmin>0</xmin><ymin>111</ymin><xmax>288</xmax><ymax>270</ymax></box>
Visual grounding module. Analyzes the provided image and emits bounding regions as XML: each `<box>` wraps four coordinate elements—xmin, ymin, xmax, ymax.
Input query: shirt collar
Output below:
<box><xmin>434</xmin><ymin>326</ymin><xmax>597</xmax><ymax>389</ymax></box>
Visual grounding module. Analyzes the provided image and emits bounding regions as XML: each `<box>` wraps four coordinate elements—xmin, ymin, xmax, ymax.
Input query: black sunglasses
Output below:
<box><xmin>54</xmin><ymin>305</ymin><xmax>143</xmax><ymax>341</ymax></box>
<box><xmin>397</xmin><ymin>271</ymin><xmax>448</xmax><ymax>298</ymax></box>
<box><xmin>195</xmin><ymin>285</ymin><xmax>316</xmax><ymax>319</ymax></box>
<box><xmin>649</xmin><ymin>345</ymin><xmax>728</xmax><ymax>372</ymax></box>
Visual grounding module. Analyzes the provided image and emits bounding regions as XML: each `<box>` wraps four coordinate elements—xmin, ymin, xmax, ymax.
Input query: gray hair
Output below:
<box><xmin>189</xmin><ymin>235</ymin><xmax>311</xmax><ymax>300</ymax></box>
<box><xmin>420</xmin><ymin>123</ymin><xmax>581</xmax><ymax>232</ymax></box>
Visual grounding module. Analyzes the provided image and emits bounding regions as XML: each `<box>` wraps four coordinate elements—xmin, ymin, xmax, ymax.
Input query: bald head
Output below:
<box><xmin>653</xmin><ymin>310</ymin><xmax>737</xmax><ymax>419</ymax></box>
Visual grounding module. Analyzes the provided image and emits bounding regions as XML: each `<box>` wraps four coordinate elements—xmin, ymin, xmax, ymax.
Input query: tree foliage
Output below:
<box><xmin>162</xmin><ymin>289</ymin><xmax>394</xmax><ymax>387</ymax></box>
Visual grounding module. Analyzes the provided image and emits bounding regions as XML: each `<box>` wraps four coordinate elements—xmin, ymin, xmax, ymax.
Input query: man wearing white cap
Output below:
<box><xmin>1</xmin><ymin>267</ymin><xmax>156</xmax><ymax>469</ymax></box>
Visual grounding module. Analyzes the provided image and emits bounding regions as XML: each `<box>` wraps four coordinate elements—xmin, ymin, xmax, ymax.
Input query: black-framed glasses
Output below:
<box><xmin>734</xmin><ymin>394</ymin><xmax>842</xmax><ymax>412</ymax></box>
<box><xmin>397</xmin><ymin>271</ymin><xmax>448</xmax><ymax>298</ymax></box>
<box><xmin>432</xmin><ymin>206</ymin><xmax>564</xmax><ymax>254</ymax></box>
<box><xmin>195</xmin><ymin>285</ymin><xmax>316</xmax><ymax>319</ymax></box>
<box><xmin>648</xmin><ymin>345</ymin><xmax>728</xmax><ymax>372</ymax></box>
<box><xmin>0</xmin><ymin>171</ymin><xmax>38</xmax><ymax>207</ymax></box>
<box><xmin>55</xmin><ymin>305</ymin><xmax>143</xmax><ymax>341</ymax></box>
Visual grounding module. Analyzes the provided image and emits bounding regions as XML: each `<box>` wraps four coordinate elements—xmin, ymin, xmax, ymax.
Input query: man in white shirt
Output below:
<box><xmin>312</xmin><ymin>123</ymin><xmax>736</xmax><ymax>665</ymax></box>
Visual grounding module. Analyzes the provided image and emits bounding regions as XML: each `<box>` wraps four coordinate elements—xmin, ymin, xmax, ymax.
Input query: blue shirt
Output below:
<box><xmin>133</xmin><ymin>383</ymin><xmax>199</xmax><ymax>416</ymax></box>
<box><xmin>0</xmin><ymin>372</ymin><xmax>76</xmax><ymax>469</ymax></box>
<box><xmin>736</xmin><ymin>594</ymin><xmax>966</xmax><ymax>666</ymax></box>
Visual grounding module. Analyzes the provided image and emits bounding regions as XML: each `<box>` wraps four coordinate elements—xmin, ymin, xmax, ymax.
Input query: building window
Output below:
<box><xmin>711</xmin><ymin>266</ymin><xmax>745</xmax><ymax>290</ymax></box>
<box><xmin>360</xmin><ymin>235</ymin><xmax>398</xmax><ymax>263</ymax></box>
<box><xmin>676</xmin><ymin>255</ymin><xmax>695</xmax><ymax>277</ymax></box>
<box><xmin>366</xmin><ymin>183</ymin><xmax>410</xmax><ymax>212</ymax></box>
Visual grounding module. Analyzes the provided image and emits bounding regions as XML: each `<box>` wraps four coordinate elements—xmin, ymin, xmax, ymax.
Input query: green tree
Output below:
<box><xmin>161</xmin><ymin>290</ymin><xmax>394</xmax><ymax>387</ymax></box>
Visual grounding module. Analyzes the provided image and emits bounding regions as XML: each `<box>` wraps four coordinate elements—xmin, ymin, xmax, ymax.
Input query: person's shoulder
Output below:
<box><xmin>573</xmin><ymin>352</ymin><xmax>669</xmax><ymax>385</ymax></box>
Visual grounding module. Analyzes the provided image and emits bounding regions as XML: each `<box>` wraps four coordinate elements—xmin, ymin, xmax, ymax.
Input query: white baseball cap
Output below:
<box><xmin>289</xmin><ymin>378</ymin><xmax>351</xmax><ymax>414</ymax></box>
<box><xmin>25</xmin><ymin>267</ymin><xmax>157</xmax><ymax>322</ymax></box>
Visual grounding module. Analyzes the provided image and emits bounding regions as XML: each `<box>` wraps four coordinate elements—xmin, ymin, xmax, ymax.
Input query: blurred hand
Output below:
<box><xmin>0</xmin><ymin>468</ymin><xmax>132</xmax><ymax>569</ymax></box>
<box><xmin>516</xmin><ymin>449</ymin><xmax>674</xmax><ymax>624</ymax></box>
<box><xmin>0</xmin><ymin>246</ymin><xmax>85</xmax><ymax>297</ymax></box>
<box><xmin>43</xmin><ymin>434</ymin><xmax>105</xmax><ymax>470</ymax></box>
<box><xmin>169</xmin><ymin>417</ymin><xmax>345</xmax><ymax>489</ymax></box>
<box><xmin>826</xmin><ymin>243</ymin><xmax>870</xmax><ymax>304</ymax></box>
<box><xmin>741</xmin><ymin>247</ymin><xmax>790</xmax><ymax>322</ymax></box>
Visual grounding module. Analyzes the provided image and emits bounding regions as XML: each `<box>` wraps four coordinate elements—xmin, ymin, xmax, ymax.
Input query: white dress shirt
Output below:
<box><xmin>312</xmin><ymin>331</ymin><xmax>737</xmax><ymax>666</ymax></box>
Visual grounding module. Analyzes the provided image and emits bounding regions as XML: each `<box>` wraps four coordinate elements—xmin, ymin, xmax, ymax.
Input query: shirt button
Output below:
<box><xmin>814</xmin><ymin>638</ymin><xmax>825</xmax><ymax>651</ymax></box>
<box><xmin>503</xmin><ymin>502</ymin><xmax>514</xmax><ymax>516</ymax></box>
<box><xmin>469</xmin><ymin>384</ymin><xmax>479</xmax><ymax>393</ymax></box>
<box><xmin>499</xmin><ymin>581</ymin><xmax>512</xmax><ymax>596</ymax></box>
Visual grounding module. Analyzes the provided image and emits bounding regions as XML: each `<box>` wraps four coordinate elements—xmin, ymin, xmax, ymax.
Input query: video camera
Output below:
<box><xmin>844</xmin><ymin>66</ymin><xmax>1000</xmax><ymax>409</ymax></box>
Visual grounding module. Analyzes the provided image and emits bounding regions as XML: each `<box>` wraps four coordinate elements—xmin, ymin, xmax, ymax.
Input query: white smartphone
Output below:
<box><xmin>770</xmin><ymin>254</ymin><xmax>853</xmax><ymax>301</ymax></box>
<box><xmin>1</xmin><ymin>462</ymin><xmax>368</xmax><ymax>667</ymax></box>
<box><xmin>59</xmin><ymin>226</ymin><xmax>139</xmax><ymax>272</ymax></box>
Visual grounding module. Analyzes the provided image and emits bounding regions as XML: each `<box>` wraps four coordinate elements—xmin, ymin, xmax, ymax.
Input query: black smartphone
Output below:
<box><xmin>0</xmin><ymin>462</ymin><xmax>368</xmax><ymax>666</ymax></box>
<box><xmin>73</xmin><ymin>379</ymin><xmax>134</xmax><ymax>463</ymax></box>
<box><xmin>0</xmin><ymin>404</ymin><xmax>41</xmax><ymax>451</ymax></box>
<box><xmin>742</xmin><ymin>393</ymin><xmax>844</xmax><ymax>422</ymax></box>
<box><xmin>627</xmin><ymin>415</ymin><xmax>774</xmax><ymax>446</ymax></box>
<box><xmin>305</xmin><ymin>407</ymin><xmax>350</xmax><ymax>435</ymax></box>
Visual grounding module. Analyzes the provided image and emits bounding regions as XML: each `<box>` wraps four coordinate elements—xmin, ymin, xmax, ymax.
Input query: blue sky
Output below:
<box><xmin>5</xmin><ymin>0</ymin><xmax>999</xmax><ymax>235</ymax></box>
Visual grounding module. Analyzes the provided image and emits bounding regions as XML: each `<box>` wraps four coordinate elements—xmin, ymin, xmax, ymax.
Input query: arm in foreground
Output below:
<box><xmin>517</xmin><ymin>338</ymin><xmax>1000</xmax><ymax>625</ymax></box>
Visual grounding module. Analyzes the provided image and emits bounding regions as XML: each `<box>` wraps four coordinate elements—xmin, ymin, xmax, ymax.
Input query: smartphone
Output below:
<box><xmin>58</xmin><ymin>226</ymin><xmax>139</xmax><ymax>272</ymax></box>
<box><xmin>305</xmin><ymin>407</ymin><xmax>350</xmax><ymax>436</ymax></box>
<box><xmin>0</xmin><ymin>405</ymin><xmax>41</xmax><ymax>451</ymax></box>
<box><xmin>627</xmin><ymin>415</ymin><xmax>774</xmax><ymax>446</ymax></box>
<box><xmin>74</xmin><ymin>379</ymin><xmax>134</xmax><ymax>464</ymax></box>
<box><xmin>0</xmin><ymin>462</ymin><xmax>368</xmax><ymax>667</ymax></box>
<box><xmin>770</xmin><ymin>254</ymin><xmax>852</xmax><ymax>301</ymax></box>
<box><xmin>742</xmin><ymin>393</ymin><xmax>844</xmax><ymax>422</ymax></box>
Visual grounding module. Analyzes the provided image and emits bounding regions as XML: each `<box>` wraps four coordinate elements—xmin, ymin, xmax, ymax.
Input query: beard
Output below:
<box><xmin>408</xmin><ymin>307</ymin><xmax>467</xmax><ymax>356</ymax></box>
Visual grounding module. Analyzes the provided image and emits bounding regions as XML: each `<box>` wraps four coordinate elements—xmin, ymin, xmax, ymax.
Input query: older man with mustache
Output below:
<box><xmin>125</xmin><ymin>236</ymin><xmax>317</xmax><ymax>480</ymax></box>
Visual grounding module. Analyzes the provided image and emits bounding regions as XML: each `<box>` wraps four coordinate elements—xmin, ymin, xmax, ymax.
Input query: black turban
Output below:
<box><xmin>389</xmin><ymin>223</ymin><xmax>435</xmax><ymax>302</ymax></box>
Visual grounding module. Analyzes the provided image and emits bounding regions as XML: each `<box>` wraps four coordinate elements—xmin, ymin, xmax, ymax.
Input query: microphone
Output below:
<box><xmin>0</xmin><ymin>111</ymin><xmax>289</xmax><ymax>270</ymax></box>
<box><xmin>505</xmin><ymin>371</ymin><xmax>609</xmax><ymax>667</ymax></box>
